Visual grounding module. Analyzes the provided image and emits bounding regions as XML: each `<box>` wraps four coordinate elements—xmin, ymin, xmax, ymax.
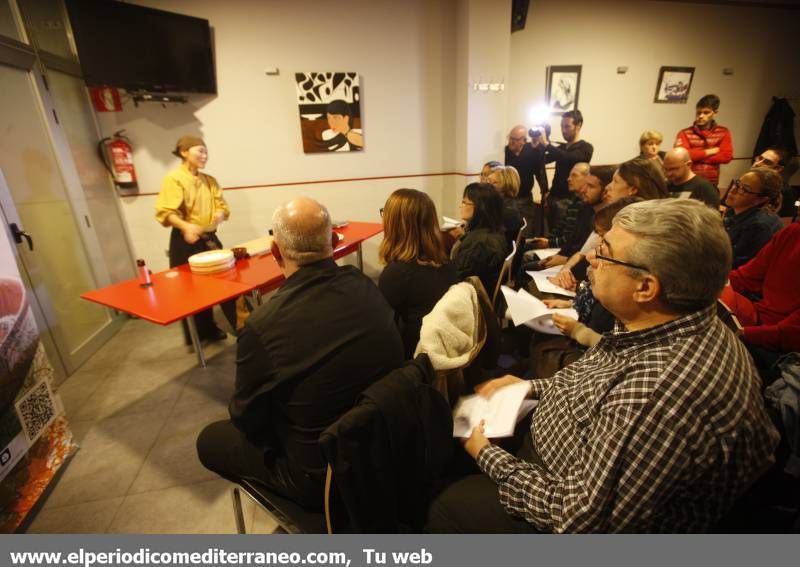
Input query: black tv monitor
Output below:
<box><xmin>66</xmin><ymin>0</ymin><xmax>216</xmax><ymax>94</ymax></box>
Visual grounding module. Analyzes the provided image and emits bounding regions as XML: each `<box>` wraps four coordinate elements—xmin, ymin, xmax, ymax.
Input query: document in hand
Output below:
<box><xmin>527</xmin><ymin>266</ymin><xmax>576</xmax><ymax>297</ymax></box>
<box><xmin>501</xmin><ymin>286</ymin><xmax>578</xmax><ymax>335</ymax></box>
<box><xmin>535</xmin><ymin>248</ymin><xmax>561</xmax><ymax>260</ymax></box>
<box><xmin>452</xmin><ymin>381</ymin><xmax>536</xmax><ymax>438</ymax></box>
<box><xmin>441</xmin><ymin>215</ymin><xmax>462</xmax><ymax>230</ymax></box>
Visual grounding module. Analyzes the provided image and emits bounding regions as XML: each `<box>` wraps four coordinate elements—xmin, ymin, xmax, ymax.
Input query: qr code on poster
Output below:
<box><xmin>15</xmin><ymin>379</ymin><xmax>56</xmax><ymax>444</ymax></box>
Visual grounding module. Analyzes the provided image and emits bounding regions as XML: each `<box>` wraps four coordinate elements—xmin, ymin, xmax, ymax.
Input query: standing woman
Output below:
<box><xmin>155</xmin><ymin>135</ymin><xmax>230</xmax><ymax>343</ymax></box>
<box><xmin>637</xmin><ymin>130</ymin><xmax>666</xmax><ymax>162</ymax></box>
<box><xmin>379</xmin><ymin>189</ymin><xmax>457</xmax><ymax>358</ymax></box>
<box><xmin>451</xmin><ymin>183</ymin><xmax>508</xmax><ymax>295</ymax></box>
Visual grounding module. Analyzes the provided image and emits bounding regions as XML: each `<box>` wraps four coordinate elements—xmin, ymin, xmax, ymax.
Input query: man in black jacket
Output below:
<box><xmin>505</xmin><ymin>125</ymin><xmax>548</xmax><ymax>235</ymax></box>
<box><xmin>197</xmin><ymin>197</ymin><xmax>404</xmax><ymax>509</ymax></box>
<box><xmin>532</xmin><ymin>110</ymin><xmax>594</xmax><ymax>229</ymax></box>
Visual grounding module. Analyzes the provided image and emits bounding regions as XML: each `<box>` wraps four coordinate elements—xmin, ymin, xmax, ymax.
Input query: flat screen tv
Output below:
<box><xmin>66</xmin><ymin>0</ymin><xmax>216</xmax><ymax>94</ymax></box>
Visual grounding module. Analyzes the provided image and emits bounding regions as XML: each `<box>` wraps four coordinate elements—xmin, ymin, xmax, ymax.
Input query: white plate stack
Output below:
<box><xmin>188</xmin><ymin>249</ymin><xmax>235</xmax><ymax>274</ymax></box>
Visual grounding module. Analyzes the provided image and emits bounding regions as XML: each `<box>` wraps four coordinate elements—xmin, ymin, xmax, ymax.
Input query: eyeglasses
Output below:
<box><xmin>508</xmin><ymin>136</ymin><xmax>525</xmax><ymax>143</ymax></box>
<box><xmin>460</xmin><ymin>200</ymin><xmax>474</xmax><ymax>208</ymax></box>
<box><xmin>594</xmin><ymin>245</ymin><xmax>649</xmax><ymax>272</ymax></box>
<box><xmin>729</xmin><ymin>179</ymin><xmax>764</xmax><ymax>197</ymax></box>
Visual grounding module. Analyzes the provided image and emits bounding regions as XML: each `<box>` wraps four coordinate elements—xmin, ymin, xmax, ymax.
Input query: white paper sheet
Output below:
<box><xmin>527</xmin><ymin>270</ymin><xmax>576</xmax><ymax>297</ymax></box>
<box><xmin>501</xmin><ymin>285</ymin><xmax>578</xmax><ymax>334</ymax></box>
<box><xmin>452</xmin><ymin>381</ymin><xmax>533</xmax><ymax>438</ymax></box>
<box><xmin>535</xmin><ymin>247</ymin><xmax>561</xmax><ymax>260</ymax></box>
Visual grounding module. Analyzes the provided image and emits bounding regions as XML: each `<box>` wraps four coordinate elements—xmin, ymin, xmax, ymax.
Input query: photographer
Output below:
<box><xmin>532</xmin><ymin>110</ymin><xmax>593</xmax><ymax>229</ymax></box>
<box><xmin>504</xmin><ymin>125</ymin><xmax>548</xmax><ymax>235</ymax></box>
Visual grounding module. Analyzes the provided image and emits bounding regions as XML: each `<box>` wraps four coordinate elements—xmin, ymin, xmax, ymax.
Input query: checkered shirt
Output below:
<box><xmin>477</xmin><ymin>305</ymin><xmax>780</xmax><ymax>532</ymax></box>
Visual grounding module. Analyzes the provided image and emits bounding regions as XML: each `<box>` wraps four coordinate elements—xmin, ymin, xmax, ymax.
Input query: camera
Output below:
<box><xmin>528</xmin><ymin>123</ymin><xmax>551</xmax><ymax>139</ymax></box>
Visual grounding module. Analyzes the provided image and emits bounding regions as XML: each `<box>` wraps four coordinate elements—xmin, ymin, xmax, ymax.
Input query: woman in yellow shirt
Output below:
<box><xmin>155</xmin><ymin>135</ymin><xmax>231</xmax><ymax>343</ymax></box>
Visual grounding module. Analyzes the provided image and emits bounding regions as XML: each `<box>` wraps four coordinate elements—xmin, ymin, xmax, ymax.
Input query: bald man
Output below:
<box><xmin>197</xmin><ymin>197</ymin><xmax>404</xmax><ymax>509</ymax></box>
<box><xmin>663</xmin><ymin>147</ymin><xmax>720</xmax><ymax>208</ymax></box>
<box><xmin>505</xmin><ymin>125</ymin><xmax>548</xmax><ymax>234</ymax></box>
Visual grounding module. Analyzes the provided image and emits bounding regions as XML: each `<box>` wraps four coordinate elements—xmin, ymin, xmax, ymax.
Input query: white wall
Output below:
<box><xmin>94</xmin><ymin>0</ymin><xmax>800</xmax><ymax>272</ymax></box>
<box><xmin>506</xmin><ymin>0</ymin><xmax>800</xmax><ymax>186</ymax></box>
<box><xmin>97</xmin><ymin>0</ymin><xmax>459</xmax><ymax>272</ymax></box>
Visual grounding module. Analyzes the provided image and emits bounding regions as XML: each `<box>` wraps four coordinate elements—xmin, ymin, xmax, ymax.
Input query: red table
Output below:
<box><xmin>81</xmin><ymin>221</ymin><xmax>383</xmax><ymax>366</ymax></box>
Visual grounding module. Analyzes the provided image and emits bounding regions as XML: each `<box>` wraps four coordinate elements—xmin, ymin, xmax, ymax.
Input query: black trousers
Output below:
<box><xmin>168</xmin><ymin>229</ymin><xmax>236</xmax><ymax>341</ymax></box>
<box><xmin>196</xmin><ymin>420</ymin><xmax>324</xmax><ymax>510</ymax></box>
<box><xmin>427</xmin><ymin>428</ymin><xmax>544</xmax><ymax>533</ymax></box>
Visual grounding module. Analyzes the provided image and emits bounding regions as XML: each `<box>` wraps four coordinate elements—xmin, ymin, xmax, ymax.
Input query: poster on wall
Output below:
<box><xmin>654</xmin><ymin>66</ymin><xmax>695</xmax><ymax>104</ymax></box>
<box><xmin>546</xmin><ymin>65</ymin><xmax>581</xmax><ymax>114</ymax></box>
<box><xmin>0</xmin><ymin>171</ymin><xmax>74</xmax><ymax>532</ymax></box>
<box><xmin>294</xmin><ymin>72</ymin><xmax>363</xmax><ymax>153</ymax></box>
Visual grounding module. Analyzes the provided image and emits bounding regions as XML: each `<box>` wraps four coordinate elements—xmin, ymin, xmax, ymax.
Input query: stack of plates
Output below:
<box><xmin>188</xmin><ymin>249</ymin><xmax>235</xmax><ymax>274</ymax></box>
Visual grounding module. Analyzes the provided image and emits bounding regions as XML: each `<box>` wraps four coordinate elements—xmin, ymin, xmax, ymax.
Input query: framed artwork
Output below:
<box><xmin>294</xmin><ymin>72</ymin><xmax>363</xmax><ymax>153</ymax></box>
<box><xmin>546</xmin><ymin>65</ymin><xmax>581</xmax><ymax>114</ymax></box>
<box><xmin>654</xmin><ymin>66</ymin><xmax>695</xmax><ymax>104</ymax></box>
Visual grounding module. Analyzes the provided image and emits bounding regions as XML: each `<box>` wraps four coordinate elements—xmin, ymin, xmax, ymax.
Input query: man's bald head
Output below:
<box><xmin>567</xmin><ymin>162</ymin><xmax>591</xmax><ymax>192</ymax></box>
<box><xmin>507</xmin><ymin>125</ymin><xmax>528</xmax><ymax>154</ymax></box>
<box><xmin>272</xmin><ymin>197</ymin><xmax>333</xmax><ymax>265</ymax></box>
<box><xmin>663</xmin><ymin>147</ymin><xmax>693</xmax><ymax>185</ymax></box>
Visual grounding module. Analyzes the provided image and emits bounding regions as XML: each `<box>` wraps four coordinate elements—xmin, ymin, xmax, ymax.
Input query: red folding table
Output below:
<box><xmin>81</xmin><ymin>221</ymin><xmax>383</xmax><ymax>366</ymax></box>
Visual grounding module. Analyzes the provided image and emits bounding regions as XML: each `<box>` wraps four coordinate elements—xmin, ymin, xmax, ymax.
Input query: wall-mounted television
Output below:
<box><xmin>65</xmin><ymin>0</ymin><xmax>216</xmax><ymax>94</ymax></box>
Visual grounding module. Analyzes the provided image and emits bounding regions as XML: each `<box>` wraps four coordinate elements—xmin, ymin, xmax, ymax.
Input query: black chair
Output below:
<box><xmin>231</xmin><ymin>466</ymin><xmax>335</xmax><ymax>533</ymax></box>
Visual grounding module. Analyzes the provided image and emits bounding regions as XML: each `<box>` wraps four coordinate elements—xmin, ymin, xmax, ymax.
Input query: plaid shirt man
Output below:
<box><xmin>478</xmin><ymin>305</ymin><xmax>779</xmax><ymax>532</ymax></box>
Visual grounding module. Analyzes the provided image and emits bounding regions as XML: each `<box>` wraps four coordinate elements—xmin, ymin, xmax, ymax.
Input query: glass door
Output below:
<box><xmin>0</xmin><ymin>62</ymin><xmax>120</xmax><ymax>377</ymax></box>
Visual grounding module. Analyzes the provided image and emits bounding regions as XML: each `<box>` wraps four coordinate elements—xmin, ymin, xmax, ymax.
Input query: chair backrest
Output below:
<box><xmin>716</xmin><ymin>298</ymin><xmax>744</xmax><ymax>337</ymax></box>
<box><xmin>492</xmin><ymin>240</ymin><xmax>516</xmax><ymax>306</ymax></box>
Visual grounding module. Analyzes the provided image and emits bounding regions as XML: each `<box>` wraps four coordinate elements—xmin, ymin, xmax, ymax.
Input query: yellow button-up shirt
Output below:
<box><xmin>155</xmin><ymin>163</ymin><xmax>230</xmax><ymax>228</ymax></box>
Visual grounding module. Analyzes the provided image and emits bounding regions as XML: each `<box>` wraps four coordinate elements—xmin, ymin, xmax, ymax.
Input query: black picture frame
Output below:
<box><xmin>654</xmin><ymin>66</ymin><xmax>695</xmax><ymax>104</ymax></box>
<box><xmin>546</xmin><ymin>65</ymin><xmax>581</xmax><ymax>114</ymax></box>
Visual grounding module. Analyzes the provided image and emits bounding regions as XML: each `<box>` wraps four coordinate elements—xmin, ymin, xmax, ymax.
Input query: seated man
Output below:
<box><xmin>753</xmin><ymin>146</ymin><xmax>798</xmax><ymax>219</ymax></box>
<box><xmin>429</xmin><ymin>199</ymin><xmax>779</xmax><ymax>533</ymax></box>
<box><xmin>526</xmin><ymin>162</ymin><xmax>589</xmax><ymax>250</ymax></box>
<box><xmin>663</xmin><ymin>147</ymin><xmax>720</xmax><ymax>208</ymax></box>
<box><xmin>721</xmin><ymin>223</ymin><xmax>800</xmax><ymax>356</ymax></box>
<box><xmin>197</xmin><ymin>197</ymin><xmax>404</xmax><ymax>509</ymax></box>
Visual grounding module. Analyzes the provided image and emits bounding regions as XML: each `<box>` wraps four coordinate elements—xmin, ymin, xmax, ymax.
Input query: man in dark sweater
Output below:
<box><xmin>532</xmin><ymin>110</ymin><xmax>593</xmax><ymax>229</ymax></box>
<box><xmin>505</xmin><ymin>125</ymin><xmax>548</xmax><ymax>235</ymax></box>
<box><xmin>196</xmin><ymin>197</ymin><xmax>404</xmax><ymax>509</ymax></box>
<box><xmin>664</xmin><ymin>147</ymin><xmax>720</xmax><ymax>208</ymax></box>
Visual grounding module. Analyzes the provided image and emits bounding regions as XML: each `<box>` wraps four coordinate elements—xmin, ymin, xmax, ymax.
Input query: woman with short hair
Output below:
<box><xmin>379</xmin><ymin>189</ymin><xmax>457</xmax><ymax>357</ymax></box>
<box><xmin>486</xmin><ymin>165</ymin><xmax>524</xmax><ymax>245</ymax></box>
<box><xmin>638</xmin><ymin>130</ymin><xmax>665</xmax><ymax>162</ymax></box>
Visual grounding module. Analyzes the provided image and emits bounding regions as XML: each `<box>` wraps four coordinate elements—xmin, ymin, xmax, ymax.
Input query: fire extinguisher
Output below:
<box><xmin>98</xmin><ymin>130</ymin><xmax>138</xmax><ymax>191</ymax></box>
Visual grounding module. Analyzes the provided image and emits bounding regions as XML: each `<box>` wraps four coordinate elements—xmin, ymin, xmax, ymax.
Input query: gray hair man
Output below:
<box><xmin>197</xmin><ymin>197</ymin><xmax>404</xmax><ymax>509</ymax></box>
<box><xmin>663</xmin><ymin>147</ymin><xmax>719</xmax><ymax>207</ymax></box>
<box><xmin>527</xmin><ymin>162</ymin><xmax>590</xmax><ymax>249</ymax></box>
<box><xmin>430</xmin><ymin>198</ymin><xmax>779</xmax><ymax>533</ymax></box>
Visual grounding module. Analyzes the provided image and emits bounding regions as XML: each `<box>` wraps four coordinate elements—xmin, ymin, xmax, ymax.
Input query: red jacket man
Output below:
<box><xmin>675</xmin><ymin>94</ymin><xmax>733</xmax><ymax>187</ymax></box>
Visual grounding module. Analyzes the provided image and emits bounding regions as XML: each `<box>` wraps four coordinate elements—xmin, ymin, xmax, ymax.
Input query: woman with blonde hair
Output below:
<box><xmin>486</xmin><ymin>164</ymin><xmax>524</xmax><ymax>244</ymax></box>
<box><xmin>638</xmin><ymin>129</ymin><xmax>665</xmax><ymax>162</ymax></box>
<box><xmin>379</xmin><ymin>188</ymin><xmax>458</xmax><ymax>357</ymax></box>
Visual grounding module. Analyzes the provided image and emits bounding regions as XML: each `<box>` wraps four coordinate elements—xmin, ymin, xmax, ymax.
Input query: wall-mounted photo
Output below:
<box><xmin>294</xmin><ymin>72</ymin><xmax>363</xmax><ymax>153</ymax></box>
<box><xmin>654</xmin><ymin>66</ymin><xmax>694</xmax><ymax>104</ymax></box>
<box><xmin>546</xmin><ymin>65</ymin><xmax>581</xmax><ymax>114</ymax></box>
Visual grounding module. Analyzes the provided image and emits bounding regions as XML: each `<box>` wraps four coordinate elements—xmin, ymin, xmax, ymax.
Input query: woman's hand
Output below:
<box><xmin>552</xmin><ymin>313</ymin><xmax>578</xmax><ymax>337</ymax></box>
<box><xmin>463</xmin><ymin>419</ymin><xmax>490</xmax><ymax>460</ymax></box>
<box><xmin>448</xmin><ymin>225</ymin><xmax>465</xmax><ymax>239</ymax></box>
<box><xmin>474</xmin><ymin>374</ymin><xmax>527</xmax><ymax>399</ymax></box>
<box><xmin>181</xmin><ymin>223</ymin><xmax>204</xmax><ymax>244</ymax></box>
<box><xmin>549</xmin><ymin>268</ymin><xmax>577</xmax><ymax>291</ymax></box>
<box><xmin>543</xmin><ymin>298</ymin><xmax>572</xmax><ymax>309</ymax></box>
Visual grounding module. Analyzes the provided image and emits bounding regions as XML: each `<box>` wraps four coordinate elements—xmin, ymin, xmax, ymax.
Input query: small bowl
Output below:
<box><xmin>231</xmin><ymin>247</ymin><xmax>249</xmax><ymax>260</ymax></box>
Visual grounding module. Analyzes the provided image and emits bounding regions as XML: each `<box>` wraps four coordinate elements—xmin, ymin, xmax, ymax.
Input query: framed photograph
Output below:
<box><xmin>654</xmin><ymin>66</ymin><xmax>694</xmax><ymax>104</ymax></box>
<box><xmin>546</xmin><ymin>65</ymin><xmax>581</xmax><ymax>114</ymax></box>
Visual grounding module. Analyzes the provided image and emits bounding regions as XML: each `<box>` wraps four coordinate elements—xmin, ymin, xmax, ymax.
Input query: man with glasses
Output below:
<box><xmin>429</xmin><ymin>199</ymin><xmax>778</xmax><ymax>533</ymax></box>
<box><xmin>505</xmin><ymin>125</ymin><xmax>548</xmax><ymax>235</ymax></box>
<box><xmin>663</xmin><ymin>147</ymin><xmax>720</xmax><ymax>208</ymax></box>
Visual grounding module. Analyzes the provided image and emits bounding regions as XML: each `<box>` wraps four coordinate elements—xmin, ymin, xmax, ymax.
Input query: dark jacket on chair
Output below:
<box><xmin>319</xmin><ymin>354</ymin><xmax>453</xmax><ymax>532</ymax></box>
